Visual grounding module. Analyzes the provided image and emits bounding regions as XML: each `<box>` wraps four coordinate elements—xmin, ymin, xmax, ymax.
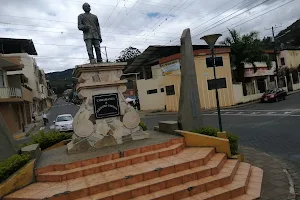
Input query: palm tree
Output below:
<box><xmin>221</xmin><ymin>29</ymin><xmax>272</xmax><ymax>95</ymax></box>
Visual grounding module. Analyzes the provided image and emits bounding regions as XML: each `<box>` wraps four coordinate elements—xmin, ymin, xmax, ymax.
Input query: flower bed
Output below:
<box><xmin>192</xmin><ymin>127</ymin><xmax>239</xmax><ymax>155</ymax></box>
<box><xmin>22</xmin><ymin>131</ymin><xmax>72</xmax><ymax>151</ymax></box>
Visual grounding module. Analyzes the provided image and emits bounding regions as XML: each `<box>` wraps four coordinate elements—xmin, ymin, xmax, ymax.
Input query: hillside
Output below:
<box><xmin>262</xmin><ymin>19</ymin><xmax>300</xmax><ymax>49</ymax></box>
<box><xmin>46</xmin><ymin>68</ymin><xmax>74</xmax><ymax>95</ymax></box>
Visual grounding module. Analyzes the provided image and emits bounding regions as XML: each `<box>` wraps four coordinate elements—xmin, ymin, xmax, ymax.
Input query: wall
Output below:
<box><xmin>136</xmin><ymin>76</ymin><xmax>166</xmax><ymax>111</ymax></box>
<box><xmin>0</xmin><ymin>103</ymin><xmax>22</xmax><ymax>134</ymax></box>
<box><xmin>163</xmin><ymin>53</ymin><xmax>235</xmax><ymax>111</ymax></box>
<box><xmin>233</xmin><ymin>83</ymin><xmax>262</xmax><ymax>104</ymax></box>
<box><xmin>279</xmin><ymin>50</ymin><xmax>300</xmax><ymax>68</ymax></box>
<box><xmin>7</xmin><ymin>54</ymin><xmax>40</xmax><ymax>99</ymax></box>
<box><xmin>21</xmin><ymin>86</ymin><xmax>33</xmax><ymax>102</ymax></box>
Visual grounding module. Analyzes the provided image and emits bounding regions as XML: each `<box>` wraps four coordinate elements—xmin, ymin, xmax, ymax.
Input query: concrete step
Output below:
<box><xmin>36</xmin><ymin>138</ymin><xmax>185</xmax><ymax>182</ymax></box>
<box><xmin>4</xmin><ymin>146</ymin><xmax>215</xmax><ymax>200</ymax></box>
<box><xmin>4</xmin><ymin>137</ymin><xmax>263</xmax><ymax>200</ymax></box>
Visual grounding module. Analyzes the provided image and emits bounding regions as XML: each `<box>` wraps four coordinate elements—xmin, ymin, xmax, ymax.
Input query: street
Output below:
<box><xmin>42</xmin><ymin>93</ymin><xmax>300</xmax><ymax>192</ymax></box>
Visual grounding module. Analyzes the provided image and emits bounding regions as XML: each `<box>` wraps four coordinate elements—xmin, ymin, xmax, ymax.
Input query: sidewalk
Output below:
<box><xmin>140</xmin><ymin>89</ymin><xmax>300</xmax><ymax>117</ymax></box>
<box><xmin>240</xmin><ymin>146</ymin><xmax>295</xmax><ymax>200</ymax></box>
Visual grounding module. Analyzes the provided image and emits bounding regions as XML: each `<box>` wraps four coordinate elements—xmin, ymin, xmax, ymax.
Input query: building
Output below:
<box><xmin>125</xmin><ymin>45</ymin><xmax>235</xmax><ymax>111</ymax></box>
<box><xmin>1</xmin><ymin>38</ymin><xmax>50</xmax><ymax>114</ymax></box>
<box><xmin>0</xmin><ymin>54</ymin><xmax>33</xmax><ymax>134</ymax></box>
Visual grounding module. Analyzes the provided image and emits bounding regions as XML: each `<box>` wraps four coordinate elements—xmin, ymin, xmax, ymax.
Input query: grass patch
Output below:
<box><xmin>139</xmin><ymin>121</ymin><xmax>147</xmax><ymax>131</ymax></box>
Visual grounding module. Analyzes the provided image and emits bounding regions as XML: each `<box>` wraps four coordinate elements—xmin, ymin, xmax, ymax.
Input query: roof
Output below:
<box><xmin>0</xmin><ymin>38</ymin><xmax>37</xmax><ymax>55</ymax></box>
<box><xmin>124</xmin><ymin>45</ymin><xmax>229</xmax><ymax>73</ymax></box>
<box><xmin>159</xmin><ymin>48</ymin><xmax>231</xmax><ymax>64</ymax></box>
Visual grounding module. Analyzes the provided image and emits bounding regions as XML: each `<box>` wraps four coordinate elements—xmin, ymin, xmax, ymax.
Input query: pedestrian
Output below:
<box><xmin>42</xmin><ymin>112</ymin><xmax>48</xmax><ymax>126</ymax></box>
<box><xmin>32</xmin><ymin>112</ymin><xmax>36</xmax><ymax>122</ymax></box>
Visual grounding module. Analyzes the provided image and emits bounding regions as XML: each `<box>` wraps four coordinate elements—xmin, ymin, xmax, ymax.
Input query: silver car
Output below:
<box><xmin>53</xmin><ymin>114</ymin><xmax>73</xmax><ymax>132</ymax></box>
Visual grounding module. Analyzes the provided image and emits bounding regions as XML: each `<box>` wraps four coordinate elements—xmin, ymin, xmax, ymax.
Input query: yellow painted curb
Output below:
<box><xmin>43</xmin><ymin>139</ymin><xmax>71</xmax><ymax>151</ymax></box>
<box><xmin>13</xmin><ymin>133</ymin><xmax>26</xmax><ymax>140</ymax></box>
<box><xmin>176</xmin><ymin>130</ymin><xmax>232</xmax><ymax>157</ymax></box>
<box><xmin>0</xmin><ymin>159</ymin><xmax>35</xmax><ymax>198</ymax></box>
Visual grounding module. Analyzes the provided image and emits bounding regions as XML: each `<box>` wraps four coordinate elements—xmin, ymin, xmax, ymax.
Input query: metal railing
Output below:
<box><xmin>0</xmin><ymin>87</ymin><xmax>22</xmax><ymax>99</ymax></box>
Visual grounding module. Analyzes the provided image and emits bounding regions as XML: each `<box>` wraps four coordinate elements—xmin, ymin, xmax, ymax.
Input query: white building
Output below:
<box><xmin>7</xmin><ymin>53</ymin><xmax>48</xmax><ymax>113</ymax></box>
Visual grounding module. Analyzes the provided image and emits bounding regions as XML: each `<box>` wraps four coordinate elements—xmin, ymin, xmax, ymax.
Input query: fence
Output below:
<box><xmin>0</xmin><ymin>87</ymin><xmax>22</xmax><ymax>99</ymax></box>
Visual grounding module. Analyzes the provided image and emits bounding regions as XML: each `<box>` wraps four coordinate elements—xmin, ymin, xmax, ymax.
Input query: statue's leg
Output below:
<box><xmin>85</xmin><ymin>39</ymin><xmax>95</xmax><ymax>63</ymax></box>
<box><xmin>93</xmin><ymin>39</ymin><xmax>103</xmax><ymax>63</ymax></box>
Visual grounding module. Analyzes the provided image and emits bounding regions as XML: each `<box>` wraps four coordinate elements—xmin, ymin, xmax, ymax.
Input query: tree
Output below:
<box><xmin>116</xmin><ymin>46</ymin><xmax>141</xmax><ymax>63</ymax></box>
<box><xmin>221</xmin><ymin>29</ymin><xmax>272</xmax><ymax>95</ymax></box>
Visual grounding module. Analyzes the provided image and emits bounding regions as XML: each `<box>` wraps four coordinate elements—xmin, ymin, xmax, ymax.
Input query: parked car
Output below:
<box><xmin>53</xmin><ymin>114</ymin><xmax>73</xmax><ymax>132</ymax></box>
<box><xmin>260</xmin><ymin>88</ymin><xmax>287</xmax><ymax>102</ymax></box>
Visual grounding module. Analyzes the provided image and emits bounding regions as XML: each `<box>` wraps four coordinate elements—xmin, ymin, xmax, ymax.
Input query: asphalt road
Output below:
<box><xmin>37</xmin><ymin>93</ymin><xmax>300</xmax><ymax>193</ymax></box>
<box><xmin>44</xmin><ymin>98</ymin><xmax>80</xmax><ymax>131</ymax></box>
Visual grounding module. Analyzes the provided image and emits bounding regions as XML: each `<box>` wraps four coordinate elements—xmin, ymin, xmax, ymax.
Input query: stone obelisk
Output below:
<box><xmin>178</xmin><ymin>28</ymin><xmax>203</xmax><ymax>130</ymax></box>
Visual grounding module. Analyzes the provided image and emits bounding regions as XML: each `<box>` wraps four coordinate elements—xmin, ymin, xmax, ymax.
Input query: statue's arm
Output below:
<box><xmin>96</xmin><ymin>17</ymin><xmax>102</xmax><ymax>42</ymax></box>
<box><xmin>78</xmin><ymin>15</ymin><xmax>88</xmax><ymax>31</ymax></box>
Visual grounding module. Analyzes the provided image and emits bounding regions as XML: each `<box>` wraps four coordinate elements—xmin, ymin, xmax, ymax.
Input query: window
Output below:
<box><xmin>147</xmin><ymin>89</ymin><xmax>157</xmax><ymax>94</ymax></box>
<box><xmin>161</xmin><ymin>88</ymin><xmax>164</xmax><ymax>92</ymax></box>
<box><xmin>166</xmin><ymin>85</ymin><xmax>175</xmax><ymax>96</ymax></box>
<box><xmin>0</xmin><ymin>70</ymin><xmax>4</xmax><ymax>87</ymax></box>
<box><xmin>206</xmin><ymin>57</ymin><xmax>223</xmax><ymax>68</ymax></box>
<box><xmin>270</xmin><ymin>76</ymin><xmax>275</xmax><ymax>82</ymax></box>
<box><xmin>280</xmin><ymin>58</ymin><xmax>285</xmax><ymax>66</ymax></box>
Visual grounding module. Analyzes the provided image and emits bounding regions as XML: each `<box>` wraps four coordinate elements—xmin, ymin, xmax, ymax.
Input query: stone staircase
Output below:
<box><xmin>4</xmin><ymin>138</ymin><xmax>263</xmax><ymax>200</ymax></box>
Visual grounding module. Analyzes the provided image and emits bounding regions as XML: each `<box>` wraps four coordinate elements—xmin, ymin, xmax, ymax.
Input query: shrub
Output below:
<box><xmin>191</xmin><ymin>126</ymin><xmax>239</xmax><ymax>155</ymax></box>
<box><xmin>0</xmin><ymin>154</ymin><xmax>31</xmax><ymax>183</ymax></box>
<box><xmin>191</xmin><ymin>126</ymin><xmax>218</xmax><ymax>137</ymax></box>
<box><xmin>22</xmin><ymin>130</ymin><xmax>72</xmax><ymax>150</ymax></box>
<box><xmin>139</xmin><ymin>121</ymin><xmax>147</xmax><ymax>131</ymax></box>
<box><xmin>226</xmin><ymin>132</ymin><xmax>239</xmax><ymax>155</ymax></box>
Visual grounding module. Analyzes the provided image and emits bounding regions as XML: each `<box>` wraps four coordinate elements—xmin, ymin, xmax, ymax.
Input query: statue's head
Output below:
<box><xmin>82</xmin><ymin>3</ymin><xmax>91</xmax><ymax>13</ymax></box>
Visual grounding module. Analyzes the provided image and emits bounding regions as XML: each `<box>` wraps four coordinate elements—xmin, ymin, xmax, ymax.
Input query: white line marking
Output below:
<box><xmin>283</xmin><ymin>169</ymin><xmax>296</xmax><ymax>199</ymax></box>
<box><xmin>203</xmin><ymin>114</ymin><xmax>300</xmax><ymax>117</ymax></box>
<box><xmin>284</xmin><ymin>112</ymin><xmax>292</xmax><ymax>115</ymax></box>
<box><xmin>251</xmin><ymin>112</ymin><xmax>260</xmax><ymax>115</ymax></box>
<box><xmin>221</xmin><ymin>109</ymin><xmax>300</xmax><ymax>112</ymax></box>
<box><xmin>267</xmin><ymin>112</ymin><xmax>276</xmax><ymax>114</ymax></box>
<box><xmin>225</xmin><ymin>112</ymin><xmax>232</xmax><ymax>114</ymax></box>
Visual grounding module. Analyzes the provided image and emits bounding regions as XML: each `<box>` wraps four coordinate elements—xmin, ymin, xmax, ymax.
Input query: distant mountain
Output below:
<box><xmin>46</xmin><ymin>68</ymin><xmax>74</xmax><ymax>95</ymax></box>
<box><xmin>276</xmin><ymin>19</ymin><xmax>300</xmax><ymax>48</ymax></box>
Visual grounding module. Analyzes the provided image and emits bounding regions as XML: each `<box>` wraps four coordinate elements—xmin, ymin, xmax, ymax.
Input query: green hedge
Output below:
<box><xmin>139</xmin><ymin>121</ymin><xmax>147</xmax><ymax>131</ymax></box>
<box><xmin>191</xmin><ymin>126</ymin><xmax>239</xmax><ymax>155</ymax></box>
<box><xmin>22</xmin><ymin>131</ymin><xmax>72</xmax><ymax>150</ymax></box>
<box><xmin>0</xmin><ymin>154</ymin><xmax>31</xmax><ymax>183</ymax></box>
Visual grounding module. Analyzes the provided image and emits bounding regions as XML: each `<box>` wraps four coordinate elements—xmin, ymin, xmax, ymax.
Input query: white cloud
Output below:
<box><xmin>0</xmin><ymin>0</ymin><xmax>298</xmax><ymax>72</ymax></box>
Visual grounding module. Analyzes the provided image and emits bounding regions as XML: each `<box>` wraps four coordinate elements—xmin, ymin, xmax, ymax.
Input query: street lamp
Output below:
<box><xmin>201</xmin><ymin>34</ymin><xmax>223</xmax><ymax>132</ymax></box>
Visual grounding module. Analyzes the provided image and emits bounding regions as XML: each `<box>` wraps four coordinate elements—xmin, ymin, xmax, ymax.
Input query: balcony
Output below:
<box><xmin>0</xmin><ymin>87</ymin><xmax>22</xmax><ymax>102</ymax></box>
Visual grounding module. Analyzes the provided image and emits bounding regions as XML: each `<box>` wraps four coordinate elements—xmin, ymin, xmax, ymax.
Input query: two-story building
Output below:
<box><xmin>125</xmin><ymin>45</ymin><xmax>235</xmax><ymax>111</ymax></box>
<box><xmin>0</xmin><ymin>54</ymin><xmax>33</xmax><ymax>134</ymax></box>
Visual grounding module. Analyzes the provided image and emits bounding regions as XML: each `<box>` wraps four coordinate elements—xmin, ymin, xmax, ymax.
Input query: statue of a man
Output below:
<box><xmin>78</xmin><ymin>3</ymin><xmax>102</xmax><ymax>63</ymax></box>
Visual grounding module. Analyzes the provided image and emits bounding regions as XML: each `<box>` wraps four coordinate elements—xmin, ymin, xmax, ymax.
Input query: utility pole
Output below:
<box><xmin>272</xmin><ymin>26</ymin><xmax>280</xmax><ymax>88</ymax></box>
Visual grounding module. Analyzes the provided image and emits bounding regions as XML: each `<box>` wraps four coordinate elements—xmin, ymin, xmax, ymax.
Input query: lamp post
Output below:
<box><xmin>201</xmin><ymin>34</ymin><xmax>223</xmax><ymax>132</ymax></box>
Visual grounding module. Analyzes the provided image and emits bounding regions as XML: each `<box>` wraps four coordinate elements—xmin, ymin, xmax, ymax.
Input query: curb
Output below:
<box><xmin>143</xmin><ymin>90</ymin><xmax>300</xmax><ymax>117</ymax></box>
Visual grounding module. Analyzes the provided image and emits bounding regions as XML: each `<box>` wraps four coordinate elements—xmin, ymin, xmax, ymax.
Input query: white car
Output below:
<box><xmin>53</xmin><ymin>114</ymin><xmax>73</xmax><ymax>132</ymax></box>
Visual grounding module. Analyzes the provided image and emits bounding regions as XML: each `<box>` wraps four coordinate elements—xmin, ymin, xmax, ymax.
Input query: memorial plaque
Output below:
<box><xmin>207</xmin><ymin>78</ymin><xmax>227</xmax><ymax>90</ymax></box>
<box><xmin>93</xmin><ymin>93</ymin><xmax>120</xmax><ymax>119</ymax></box>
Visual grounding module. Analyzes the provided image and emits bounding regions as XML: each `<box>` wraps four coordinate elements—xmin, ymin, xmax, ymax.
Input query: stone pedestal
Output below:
<box><xmin>67</xmin><ymin>62</ymin><xmax>149</xmax><ymax>154</ymax></box>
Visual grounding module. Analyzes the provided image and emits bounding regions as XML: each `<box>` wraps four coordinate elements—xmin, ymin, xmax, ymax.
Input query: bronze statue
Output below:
<box><xmin>78</xmin><ymin>3</ymin><xmax>102</xmax><ymax>63</ymax></box>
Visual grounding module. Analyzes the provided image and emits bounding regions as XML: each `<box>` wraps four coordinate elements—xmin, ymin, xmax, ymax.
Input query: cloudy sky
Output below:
<box><xmin>0</xmin><ymin>0</ymin><xmax>298</xmax><ymax>73</ymax></box>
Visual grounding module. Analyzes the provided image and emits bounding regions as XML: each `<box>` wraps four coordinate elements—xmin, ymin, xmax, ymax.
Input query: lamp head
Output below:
<box><xmin>201</xmin><ymin>34</ymin><xmax>222</xmax><ymax>49</ymax></box>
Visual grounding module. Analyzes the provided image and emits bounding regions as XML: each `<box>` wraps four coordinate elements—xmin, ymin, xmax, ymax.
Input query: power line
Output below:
<box><xmin>132</xmin><ymin>0</ymin><xmax>192</xmax><ymax>46</ymax></box>
<box><xmin>110</xmin><ymin>0</ymin><xmax>141</xmax><ymax>33</ymax></box>
<box><xmin>216</xmin><ymin>0</ymin><xmax>294</xmax><ymax>34</ymax></box>
<box><xmin>165</xmin><ymin>0</ymin><xmax>245</xmax><ymax>44</ymax></box>
<box><xmin>127</xmin><ymin>0</ymin><xmax>180</xmax><ymax>46</ymax></box>
<box><xmin>102</xmin><ymin>0</ymin><xmax>121</xmax><ymax>28</ymax></box>
<box><xmin>192</xmin><ymin>0</ymin><xmax>271</xmax><ymax>39</ymax></box>
<box><xmin>0</xmin><ymin>21</ymin><xmax>176</xmax><ymax>35</ymax></box>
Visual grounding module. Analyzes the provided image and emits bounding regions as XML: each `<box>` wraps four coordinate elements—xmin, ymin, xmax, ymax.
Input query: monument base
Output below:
<box><xmin>67</xmin><ymin>62</ymin><xmax>149</xmax><ymax>154</ymax></box>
